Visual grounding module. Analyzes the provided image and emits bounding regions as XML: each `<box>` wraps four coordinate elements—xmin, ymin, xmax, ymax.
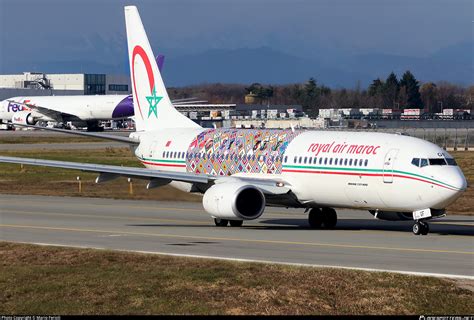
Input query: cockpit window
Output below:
<box><xmin>411</xmin><ymin>158</ymin><xmax>420</xmax><ymax>167</ymax></box>
<box><xmin>429</xmin><ymin>158</ymin><xmax>447</xmax><ymax>166</ymax></box>
<box><xmin>446</xmin><ymin>158</ymin><xmax>457</xmax><ymax>166</ymax></box>
<box><xmin>420</xmin><ymin>159</ymin><xmax>428</xmax><ymax>167</ymax></box>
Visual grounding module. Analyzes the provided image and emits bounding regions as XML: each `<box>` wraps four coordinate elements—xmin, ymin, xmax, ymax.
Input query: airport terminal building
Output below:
<box><xmin>0</xmin><ymin>72</ymin><xmax>131</xmax><ymax>100</ymax></box>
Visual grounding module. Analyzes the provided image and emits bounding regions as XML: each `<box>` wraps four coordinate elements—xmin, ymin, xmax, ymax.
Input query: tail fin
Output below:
<box><xmin>124</xmin><ymin>6</ymin><xmax>200</xmax><ymax>131</ymax></box>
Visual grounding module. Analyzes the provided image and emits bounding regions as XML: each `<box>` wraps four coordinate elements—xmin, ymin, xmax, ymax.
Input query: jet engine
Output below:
<box><xmin>203</xmin><ymin>181</ymin><xmax>266</xmax><ymax>220</ymax></box>
<box><xmin>11</xmin><ymin>111</ymin><xmax>37</xmax><ymax>125</ymax></box>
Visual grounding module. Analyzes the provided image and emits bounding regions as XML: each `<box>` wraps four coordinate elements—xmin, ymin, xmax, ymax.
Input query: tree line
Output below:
<box><xmin>169</xmin><ymin>71</ymin><xmax>473</xmax><ymax>117</ymax></box>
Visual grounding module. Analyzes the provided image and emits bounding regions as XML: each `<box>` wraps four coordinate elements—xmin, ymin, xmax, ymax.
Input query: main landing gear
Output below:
<box><xmin>412</xmin><ymin>221</ymin><xmax>430</xmax><ymax>235</ymax></box>
<box><xmin>214</xmin><ymin>218</ymin><xmax>243</xmax><ymax>227</ymax></box>
<box><xmin>308</xmin><ymin>207</ymin><xmax>337</xmax><ymax>229</ymax></box>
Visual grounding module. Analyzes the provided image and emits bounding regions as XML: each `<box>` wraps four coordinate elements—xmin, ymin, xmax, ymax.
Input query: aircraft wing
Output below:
<box><xmin>0</xmin><ymin>156</ymin><xmax>210</xmax><ymax>184</ymax></box>
<box><xmin>0</xmin><ymin>156</ymin><xmax>291</xmax><ymax>195</ymax></box>
<box><xmin>7</xmin><ymin>100</ymin><xmax>70</xmax><ymax>121</ymax></box>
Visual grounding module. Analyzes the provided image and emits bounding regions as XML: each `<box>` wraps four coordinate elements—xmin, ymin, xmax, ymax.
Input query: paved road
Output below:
<box><xmin>0</xmin><ymin>194</ymin><xmax>472</xmax><ymax>279</ymax></box>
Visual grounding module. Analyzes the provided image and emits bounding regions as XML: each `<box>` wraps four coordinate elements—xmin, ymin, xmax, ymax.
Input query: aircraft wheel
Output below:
<box><xmin>308</xmin><ymin>208</ymin><xmax>323</xmax><ymax>228</ymax></box>
<box><xmin>229</xmin><ymin>220</ymin><xmax>244</xmax><ymax>227</ymax></box>
<box><xmin>413</xmin><ymin>222</ymin><xmax>422</xmax><ymax>235</ymax></box>
<box><xmin>214</xmin><ymin>218</ymin><xmax>229</xmax><ymax>227</ymax></box>
<box><xmin>322</xmin><ymin>208</ymin><xmax>337</xmax><ymax>229</ymax></box>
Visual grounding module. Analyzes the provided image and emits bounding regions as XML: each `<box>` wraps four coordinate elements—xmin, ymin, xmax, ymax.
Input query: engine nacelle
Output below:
<box><xmin>203</xmin><ymin>182</ymin><xmax>266</xmax><ymax>220</ymax></box>
<box><xmin>11</xmin><ymin>111</ymin><xmax>36</xmax><ymax>125</ymax></box>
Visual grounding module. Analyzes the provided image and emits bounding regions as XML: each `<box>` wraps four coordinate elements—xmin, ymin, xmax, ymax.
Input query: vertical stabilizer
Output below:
<box><xmin>124</xmin><ymin>6</ymin><xmax>200</xmax><ymax>131</ymax></box>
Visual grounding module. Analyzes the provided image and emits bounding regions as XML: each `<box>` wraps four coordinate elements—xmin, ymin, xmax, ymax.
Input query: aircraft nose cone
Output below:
<box><xmin>436</xmin><ymin>169</ymin><xmax>467</xmax><ymax>208</ymax></box>
<box><xmin>452</xmin><ymin>169</ymin><xmax>468</xmax><ymax>191</ymax></box>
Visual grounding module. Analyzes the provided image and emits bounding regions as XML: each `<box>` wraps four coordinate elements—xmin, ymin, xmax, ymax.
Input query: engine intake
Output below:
<box><xmin>203</xmin><ymin>182</ymin><xmax>265</xmax><ymax>220</ymax></box>
<box><xmin>11</xmin><ymin>111</ymin><xmax>36</xmax><ymax>125</ymax></box>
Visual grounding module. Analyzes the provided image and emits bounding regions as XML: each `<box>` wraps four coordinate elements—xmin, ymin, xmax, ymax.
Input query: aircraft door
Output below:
<box><xmin>383</xmin><ymin>149</ymin><xmax>399</xmax><ymax>183</ymax></box>
<box><xmin>149</xmin><ymin>140</ymin><xmax>158</xmax><ymax>158</ymax></box>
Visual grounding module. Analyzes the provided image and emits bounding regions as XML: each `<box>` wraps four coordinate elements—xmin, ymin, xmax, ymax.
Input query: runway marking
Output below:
<box><xmin>3</xmin><ymin>196</ymin><xmax>472</xmax><ymax>221</ymax></box>
<box><xmin>16</xmin><ymin>241</ymin><xmax>474</xmax><ymax>280</ymax></box>
<box><xmin>1</xmin><ymin>224</ymin><xmax>473</xmax><ymax>255</ymax></box>
<box><xmin>3</xmin><ymin>209</ymin><xmax>473</xmax><ymax>238</ymax></box>
<box><xmin>431</xmin><ymin>221</ymin><xmax>474</xmax><ymax>226</ymax></box>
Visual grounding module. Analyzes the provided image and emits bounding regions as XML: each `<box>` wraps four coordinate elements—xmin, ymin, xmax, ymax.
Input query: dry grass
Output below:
<box><xmin>0</xmin><ymin>136</ymin><xmax>104</xmax><ymax>144</ymax></box>
<box><xmin>0</xmin><ymin>242</ymin><xmax>472</xmax><ymax>315</ymax></box>
<box><xmin>0</xmin><ymin>148</ymin><xmax>471</xmax><ymax>214</ymax></box>
<box><xmin>446</xmin><ymin>152</ymin><xmax>474</xmax><ymax>215</ymax></box>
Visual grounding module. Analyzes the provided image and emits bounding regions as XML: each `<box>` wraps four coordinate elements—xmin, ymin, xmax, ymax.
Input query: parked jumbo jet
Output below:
<box><xmin>0</xmin><ymin>6</ymin><xmax>467</xmax><ymax>235</ymax></box>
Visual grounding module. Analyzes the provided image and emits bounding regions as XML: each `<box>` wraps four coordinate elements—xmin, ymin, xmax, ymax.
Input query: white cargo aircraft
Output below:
<box><xmin>0</xmin><ymin>55</ymin><xmax>202</xmax><ymax>131</ymax></box>
<box><xmin>0</xmin><ymin>6</ymin><xmax>467</xmax><ymax>235</ymax></box>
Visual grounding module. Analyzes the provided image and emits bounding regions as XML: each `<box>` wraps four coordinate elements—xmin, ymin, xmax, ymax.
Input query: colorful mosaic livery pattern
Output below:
<box><xmin>186</xmin><ymin>129</ymin><xmax>302</xmax><ymax>175</ymax></box>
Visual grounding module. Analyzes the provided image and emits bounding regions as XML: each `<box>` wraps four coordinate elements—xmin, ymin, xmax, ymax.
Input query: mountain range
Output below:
<box><xmin>1</xmin><ymin>40</ymin><xmax>471</xmax><ymax>88</ymax></box>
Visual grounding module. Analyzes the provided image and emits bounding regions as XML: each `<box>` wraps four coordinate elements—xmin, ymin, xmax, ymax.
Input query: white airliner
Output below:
<box><xmin>0</xmin><ymin>6</ymin><xmax>467</xmax><ymax>235</ymax></box>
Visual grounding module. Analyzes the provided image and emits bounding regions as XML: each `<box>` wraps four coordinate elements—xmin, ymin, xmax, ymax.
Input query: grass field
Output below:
<box><xmin>0</xmin><ymin>242</ymin><xmax>472</xmax><ymax>315</ymax></box>
<box><xmin>0</xmin><ymin>135</ymin><xmax>105</xmax><ymax>144</ymax></box>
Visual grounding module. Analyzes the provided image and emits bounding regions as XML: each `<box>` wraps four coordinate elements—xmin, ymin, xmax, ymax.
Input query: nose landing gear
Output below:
<box><xmin>413</xmin><ymin>221</ymin><xmax>430</xmax><ymax>235</ymax></box>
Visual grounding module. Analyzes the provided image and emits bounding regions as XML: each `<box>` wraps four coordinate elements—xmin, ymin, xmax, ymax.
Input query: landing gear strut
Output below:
<box><xmin>413</xmin><ymin>221</ymin><xmax>429</xmax><ymax>235</ymax></box>
<box><xmin>308</xmin><ymin>207</ymin><xmax>337</xmax><ymax>229</ymax></box>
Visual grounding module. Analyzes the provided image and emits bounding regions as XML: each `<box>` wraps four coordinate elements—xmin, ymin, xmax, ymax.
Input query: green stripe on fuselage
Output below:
<box><xmin>282</xmin><ymin>164</ymin><xmax>458</xmax><ymax>190</ymax></box>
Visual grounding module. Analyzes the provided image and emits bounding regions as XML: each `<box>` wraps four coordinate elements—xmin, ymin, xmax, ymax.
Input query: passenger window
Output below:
<box><xmin>314</xmin><ymin>157</ymin><xmax>317</xmax><ymax>164</ymax></box>
<box><xmin>359</xmin><ymin>159</ymin><xmax>363</xmax><ymax>166</ymax></box>
<box><xmin>162</xmin><ymin>151</ymin><xmax>165</xmax><ymax>158</ymax></box>
<box><xmin>364</xmin><ymin>159</ymin><xmax>368</xmax><ymax>166</ymax></box>
<box><xmin>307</xmin><ymin>157</ymin><xmax>311</xmax><ymax>164</ymax></box>
<box><xmin>324</xmin><ymin>158</ymin><xmax>328</xmax><ymax>165</ymax></box>
<box><xmin>299</xmin><ymin>156</ymin><xmax>302</xmax><ymax>163</ymax></box>
<box><xmin>329</xmin><ymin>158</ymin><xmax>333</xmax><ymax>165</ymax></box>
<box><xmin>304</xmin><ymin>157</ymin><xmax>307</xmax><ymax>164</ymax></box>
<box><xmin>411</xmin><ymin>158</ymin><xmax>420</xmax><ymax>167</ymax></box>
<box><xmin>284</xmin><ymin>156</ymin><xmax>288</xmax><ymax>163</ymax></box>
<box><xmin>349</xmin><ymin>159</ymin><xmax>352</xmax><ymax>166</ymax></box>
<box><xmin>420</xmin><ymin>159</ymin><xmax>428</xmax><ymax>167</ymax></box>
<box><xmin>344</xmin><ymin>159</ymin><xmax>348</xmax><ymax>166</ymax></box>
<box><xmin>319</xmin><ymin>158</ymin><xmax>323</xmax><ymax>165</ymax></box>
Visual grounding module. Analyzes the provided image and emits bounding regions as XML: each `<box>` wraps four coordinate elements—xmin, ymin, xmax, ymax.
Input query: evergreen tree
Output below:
<box><xmin>400</xmin><ymin>71</ymin><xmax>422</xmax><ymax>108</ymax></box>
<box><xmin>384</xmin><ymin>72</ymin><xmax>399</xmax><ymax>107</ymax></box>
<box><xmin>368</xmin><ymin>78</ymin><xmax>384</xmax><ymax>97</ymax></box>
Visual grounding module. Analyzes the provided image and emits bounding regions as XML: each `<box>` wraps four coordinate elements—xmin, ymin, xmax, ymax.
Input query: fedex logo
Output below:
<box><xmin>7</xmin><ymin>102</ymin><xmax>30</xmax><ymax>113</ymax></box>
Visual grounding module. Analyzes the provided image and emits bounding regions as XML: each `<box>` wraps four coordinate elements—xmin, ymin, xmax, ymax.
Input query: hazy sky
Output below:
<box><xmin>0</xmin><ymin>0</ymin><xmax>472</xmax><ymax>75</ymax></box>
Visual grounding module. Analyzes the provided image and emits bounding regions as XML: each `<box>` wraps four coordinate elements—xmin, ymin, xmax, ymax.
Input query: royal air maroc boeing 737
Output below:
<box><xmin>0</xmin><ymin>6</ymin><xmax>467</xmax><ymax>235</ymax></box>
